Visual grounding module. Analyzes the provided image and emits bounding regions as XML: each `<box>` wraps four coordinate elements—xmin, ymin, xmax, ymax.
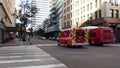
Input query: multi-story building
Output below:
<box><xmin>0</xmin><ymin>0</ymin><xmax>15</xmax><ymax>43</ymax></box>
<box><xmin>46</xmin><ymin>0</ymin><xmax>63</xmax><ymax>39</ymax></box>
<box><xmin>31</xmin><ymin>0</ymin><xmax>50</xmax><ymax>28</ymax></box>
<box><xmin>63</xmin><ymin>0</ymin><xmax>120</xmax><ymax>42</ymax></box>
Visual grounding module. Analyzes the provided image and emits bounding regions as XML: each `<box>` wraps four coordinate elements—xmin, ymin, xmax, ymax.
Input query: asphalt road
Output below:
<box><xmin>38</xmin><ymin>43</ymin><xmax>120</xmax><ymax>68</ymax></box>
<box><xmin>0</xmin><ymin>38</ymin><xmax>120</xmax><ymax>68</ymax></box>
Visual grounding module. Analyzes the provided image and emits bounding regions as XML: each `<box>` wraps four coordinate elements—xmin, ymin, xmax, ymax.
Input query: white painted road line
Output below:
<box><xmin>0</xmin><ymin>54</ymin><xmax>50</xmax><ymax>59</ymax></box>
<box><xmin>36</xmin><ymin>44</ymin><xmax>57</xmax><ymax>46</ymax></box>
<box><xmin>0</xmin><ymin>46</ymin><xmax>68</xmax><ymax>68</ymax></box>
<box><xmin>9</xmin><ymin>64</ymin><xmax>67</xmax><ymax>68</ymax></box>
<box><xmin>0</xmin><ymin>58</ymin><xmax>55</xmax><ymax>64</ymax></box>
<box><xmin>104</xmin><ymin>44</ymin><xmax>120</xmax><ymax>46</ymax></box>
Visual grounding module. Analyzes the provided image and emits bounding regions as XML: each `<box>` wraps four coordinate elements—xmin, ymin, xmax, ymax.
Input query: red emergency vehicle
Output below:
<box><xmin>57</xmin><ymin>26</ymin><xmax>115</xmax><ymax>47</ymax></box>
<box><xmin>81</xmin><ymin>26</ymin><xmax>115</xmax><ymax>45</ymax></box>
<box><xmin>57</xmin><ymin>28</ymin><xmax>89</xmax><ymax>47</ymax></box>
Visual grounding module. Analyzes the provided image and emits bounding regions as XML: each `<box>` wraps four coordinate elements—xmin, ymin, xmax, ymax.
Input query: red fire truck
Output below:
<box><xmin>57</xmin><ymin>28</ymin><xmax>89</xmax><ymax>47</ymax></box>
<box><xmin>81</xmin><ymin>26</ymin><xmax>115</xmax><ymax>45</ymax></box>
<box><xmin>57</xmin><ymin>26</ymin><xmax>115</xmax><ymax>47</ymax></box>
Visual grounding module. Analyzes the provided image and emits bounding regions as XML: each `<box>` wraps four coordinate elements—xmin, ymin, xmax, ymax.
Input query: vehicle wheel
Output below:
<box><xmin>65</xmin><ymin>42</ymin><xmax>69</xmax><ymax>47</ymax></box>
<box><xmin>79</xmin><ymin>45</ymin><xmax>83</xmax><ymax>48</ymax></box>
<box><xmin>98</xmin><ymin>43</ymin><xmax>103</xmax><ymax>46</ymax></box>
<box><xmin>58</xmin><ymin>44</ymin><xmax>60</xmax><ymax>46</ymax></box>
<box><xmin>89</xmin><ymin>40</ymin><xmax>93</xmax><ymax>45</ymax></box>
<box><xmin>57</xmin><ymin>42</ymin><xmax>60</xmax><ymax>46</ymax></box>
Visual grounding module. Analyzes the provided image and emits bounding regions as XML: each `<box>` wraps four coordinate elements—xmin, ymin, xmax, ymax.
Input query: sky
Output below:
<box><xmin>15</xmin><ymin>0</ymin><xmax>20</xmax><ymax>7</ymax></box>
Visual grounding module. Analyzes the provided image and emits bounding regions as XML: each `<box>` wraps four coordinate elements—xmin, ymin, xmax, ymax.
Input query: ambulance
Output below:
<box><xmin>57</xmin><ymin>26</ymin><xmax>115</xmax><ymax>47</ymax></box>
<box><xmin>57</xmin><ymin>28</ymin><xmax>89</xmax><ymax>47</ymax></box>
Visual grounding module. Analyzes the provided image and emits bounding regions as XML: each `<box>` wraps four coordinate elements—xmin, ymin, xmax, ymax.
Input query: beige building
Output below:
<box><xmin>0</xmin><ymin>0</ymin><xmax>15</xmax><ymax>43</ymax></box>
<box><xmin>62</xmin><ymin>0</ymin><xmax>120</xmax><ymax>29</ymax></box>
<box><xmin>0</xmin><ymin>0</ymin><xmax>15</xmax><ymax>27</ymax></box>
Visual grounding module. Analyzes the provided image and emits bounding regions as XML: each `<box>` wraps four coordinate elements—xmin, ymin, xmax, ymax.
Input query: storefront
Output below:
<box><xmin>0</xmin><ymin>22</ymin><xmax>7</xmax><ymax>43</ymax></box>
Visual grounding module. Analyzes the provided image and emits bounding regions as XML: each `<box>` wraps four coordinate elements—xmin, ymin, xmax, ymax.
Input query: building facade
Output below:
<box><xmin>46</xmin><ymin>0</ymin><xmax>63</xmax><ymax>39</ymax></box>
<box><xmin>0</xmin><ymin>0</ymin><xmax>15</xmax><ymax>43</ymax></box>
<box><xmin>31</xmin><ymin>0</ymin><xmax>50</xmax><ymax>28</ymax></box>
<box><xmin>62</xmin><ymin>0</ymin><xmax>120</xmax><ymax>42</ymax></box>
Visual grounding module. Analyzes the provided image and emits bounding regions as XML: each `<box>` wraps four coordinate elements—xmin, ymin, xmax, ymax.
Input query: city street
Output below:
<box><xmin>0</xmin><ymin>39</ymin><xmax>67</xmax><ymax>68</ymax></box>
<box><xmin>0</xmin><ymin>38</ymin><xmax>120</xmax><ymax>68</ymax></box>
<box><xmin>38</xmin><ymin>43</ymin><xmax>120</xmax><ymax>68</ymax></box>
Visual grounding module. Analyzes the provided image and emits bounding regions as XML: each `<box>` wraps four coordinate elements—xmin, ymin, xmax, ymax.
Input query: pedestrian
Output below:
<box><xmin>22</xmin><ymin>35</ymin><xmax>26</xmax><ymax>42</ymax></box>
<box><xmin>26</xmin><ymin>35</ymin><xmax>32</xmax><ymax>44</ymax></box>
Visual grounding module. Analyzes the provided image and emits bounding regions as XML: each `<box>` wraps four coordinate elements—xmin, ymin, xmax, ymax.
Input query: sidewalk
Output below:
<box><xmin>0</xmin><ymin>38</ymin><xmax>23</xmax><ymax>46</ymax></box>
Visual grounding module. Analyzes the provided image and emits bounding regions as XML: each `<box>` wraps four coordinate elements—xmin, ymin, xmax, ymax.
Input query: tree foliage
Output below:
<box><xmin>34</xmin><ymin>28</ymin><xmax>45</xmax><ymax>37</ymax></box>
<box><xmin>12</xmin><ymin>0</ymin><xmax>38</xmax><ymax>25</ymax></box>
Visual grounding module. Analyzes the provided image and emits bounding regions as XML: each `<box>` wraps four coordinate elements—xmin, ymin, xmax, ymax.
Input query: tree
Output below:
<box><xmin>12</xmin><ymin>0</ymin><xmax>38</xmax><ymax>26</ymax></box>
<box><xmin>34</xmin><ymin>28</ymin><xmax>45</xmax><ymax>37</ymax></box>
<box><xmin>12</xmin><ymin>0</ymin><xmax>38</xmax><ymax>39</ymax></box>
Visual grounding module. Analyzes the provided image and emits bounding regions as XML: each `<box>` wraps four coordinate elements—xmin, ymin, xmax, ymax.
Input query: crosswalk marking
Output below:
<box><xmin>10</xmin><ymin>64</ymin><xmax>66</xmax><ymax>68</ymax></box>
<box><xmin>0</xmin><ymin>58</ymin><xmax>55</xmax><ymax>64</ymax></box>
<box><xmin>36</xmin><ymin>44</ymin><xmax>57</xmax><ymax>46</ymax></box>
<box><xmin>0</xmin><ymin>46</ymin><xmax>68</xmax><ymax>68</ymax></box>
<box><xmin>104</xmin><ymin>44</ymin><xmax>120</xmax><ymax>46</ymax></box>
<box><xmin>0</xmin><ymin>54</ymin><xmax>49</xmax><ymax>59</ymax></box>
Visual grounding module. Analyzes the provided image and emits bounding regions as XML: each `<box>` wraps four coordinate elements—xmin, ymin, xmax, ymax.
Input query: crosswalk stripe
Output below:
<box><xmin>0</xmin><ymin>58</ymin><xmax>55</xmax><ymax>64</ymax></box>
<box><xmin>10</xmin><ymin>63</ymin><xmax>67</xmax><ymax>68</ymax></box>
<box><xmin>36</xmin><ymin>44</ymin><xmax>57</xmax><ymax>46</ymax></box>
<box><xmin>0</xmin><ymin>54</ymin><xmax>49</xmax><ymax>59</ymax></box>
<box><xmin>0</xmin><ymin>46</ymin><xmax>68</xmax><ymax>68</ymax></box>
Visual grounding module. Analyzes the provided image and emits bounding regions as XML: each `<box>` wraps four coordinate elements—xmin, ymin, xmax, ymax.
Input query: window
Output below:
<box><xmin>99</xmin><ymin>10</ymin><xmax>101</xmax><ymax>18</ymax></box>
<box><xmin>63</xmin><ymin>22</ymin><xmax>66</xmax><ymax>28</ymax></box>
<box><xmin>95</xmin><ymin>0</ymin><xmax>97</xmax><ymax>8</ymax></box>
<box><xmin>71</xmin><ymin>13</ymin><xmax>72</xmax><ymax>18</ymax></box>
<box><xmin>64</xmin><ymin>9</ymin><xmax>66</xmax><ymax>14</ymax></box>
<box><xmin>67</xmin><ymin>0</ymin><xmax>70</xmax><ymax>5</ymax></box>
<box><xmin>78</xmin><ymin>1</ymin><xmax>79</xmax><ymax>6</ymax></box>
<box><xmin>90</xmin><ymin>31</ymin><xmax>96</xmax><ymax>37</ymax></box>
<box><xmin>115</xmin><ymin>0</ymin><xmax>118</xmax><ymax>5</ymax></box>
<box><xmin>76</xmin><ymin>32</ymin><xmax>84</xmax><ymax>36</ymax></box>
<box><xmin>64</xmin><ymin>16</ymin><xmax>66</xmax><ymax>20</ymax></box>
<box><xmin>90</xmin><ymin>13</ymin><xmax>92</xmax><ymax>20</ymax></box>
<box><xmin>115</xmin><ymin>10</ymin><xmax>119</xmax><ymax>18</ymax></box>
<box><xmin>64</xmin><ymin>32</ymin><xmax>69</xmax><ymax>36</ymax></box>
<box><xmin>95</xmin><ymin>11</ymin><xmax>97</xmax><ymax>19</ymax></box>
<box><xmin>87</xmin><ymin>14</ymin><xmax>89</xmax><ymax>19</ymax></box>
<box><xmin>90</xmin><ymin>3</ymin><xmax>92</xmax><ymax>10</ymax></box>
<box><xmin>83</xmin><ymin>0</ymin><xmax>85</xmax><ymax>3</ymax></box>
<box><xmin>67</xmin><ymin>21</ymin><xmax>71</xmax><ymax>28</ymax></box>
<box><xmin>110</xmin><ymin>9</ymin><xmax>114</xmax><ymax>17</ymax></box>
<box><xmin>64</xmin><ymin>2</ymin><xmax>66</xmax><ymax>7</ymax></box>
<box><xmin>67</xmin><ymin>14</ymin><xmax>70</xmax><ymax>19</ymax></box>
<box><xmin>109</xmin><ymin>0</ymin><xmax>112</xmax><ymax>3</ymax></box>
<box><xmin>81</xmin><ymin>0</ymin><xmax>82</xmax><ymax>4</ymax></box>
<box><xmin>81</xmin><ymin>16</ymin><xmax>82</xmax><ymax>22</ymax></box>
<box><xmin>83</xmin><ymin>6</ymin><xmax>85</xmax><ymax>12</ymax></box>
<box><xmin>83</xmin><ymin>15</ymin><xmax>85</xmax><ymax>21</ymax></box>
<box><xmin>67</xmin><ymin>6</ymin><xmax>70</xmax><ymax>12</ymax></box>
<box><xmin>81</xmin><ymin>7</ymin><xmax>82</xmax><ymax>13</ymax></box>
<box><xmin>87</xmin><ymin>4</ymin><xmax>89</xmax><ymax>11</ymax></box>
<box><xmin>99</xmin><ymin>0</ymin><xmax>101</xmax><ymax>6</ymax></box>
